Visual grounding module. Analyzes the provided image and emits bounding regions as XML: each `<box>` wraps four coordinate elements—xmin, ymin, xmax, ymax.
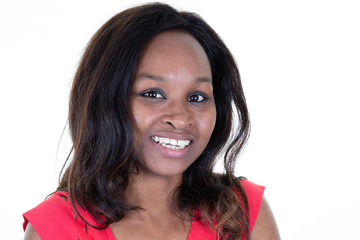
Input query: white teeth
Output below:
<box><xmin>170</xmin><ymin>139</ymin><xmax>177</xmax><ymax>145</ymax></box>
<box><xmin>178</xmin><ymin>140</ymin><xmax>190</xmax><ymax>147</ymax></box>
<box><xmin>152</xmin><ymin>136</ymin><xmax>191</xmax><ymax>150</ymax></box>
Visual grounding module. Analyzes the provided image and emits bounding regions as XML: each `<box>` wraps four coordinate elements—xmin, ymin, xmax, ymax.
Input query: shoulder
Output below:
<box><xmin>238</xmin><ymin>179</ymin><xmax>280</xmax><ymax>239</ymax></box>
<box><xmin>250</xmin><ymin>196</ymin><xmax>281</xmax><ymax>240</ymax></box>
<box><xmin>239</xmin><ymin>179</ymin><xmax>265</xmax><ymax>206</ymax></box>
<box><xmin>23</xmin><ymin>192</ymin><xmax>78</xmax><ymax>239</ymax></box>
<box><xmin>23</xmin><ymin>191</ymin><xmax>112</xmax><ymax>240</ymax></box>
<box><xmin>237</xmin><ymin>179</ymin><xmax>265</xmax><ymax>231</ymax></box>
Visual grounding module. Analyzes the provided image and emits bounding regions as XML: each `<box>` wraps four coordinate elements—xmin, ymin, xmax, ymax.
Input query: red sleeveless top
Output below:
<box><xmin>23</xmin><ymin>180</ymin><xmax>264</xmax><ymax>239</ymax></box>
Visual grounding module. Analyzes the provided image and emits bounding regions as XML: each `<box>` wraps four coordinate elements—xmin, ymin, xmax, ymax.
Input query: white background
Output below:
<box><xmin>1</xmin><ymin>0</ymin><xmax>359</xmax><ymax>239</ymax></box>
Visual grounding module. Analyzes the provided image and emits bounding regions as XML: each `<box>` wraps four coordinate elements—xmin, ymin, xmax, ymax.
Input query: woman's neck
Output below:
<box><xmin>125</xmin><ymin>172</ymin><xmax>182</xmax><ymax>213</ymax></box>
<box><xmin>110</xmin><ymin>173</ymin><xmax>192</xmax><ymax>240</ymax></box>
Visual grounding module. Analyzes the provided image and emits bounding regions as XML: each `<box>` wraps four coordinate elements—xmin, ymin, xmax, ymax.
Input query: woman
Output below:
<box><xmin>23</xmin><ymin>3</ymin><xmax>279</xmax><ymax>240</ymax></box>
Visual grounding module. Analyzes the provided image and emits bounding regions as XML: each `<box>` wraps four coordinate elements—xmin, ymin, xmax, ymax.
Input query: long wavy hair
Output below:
<box><xmin>58</xmin><ymin>3</ymin><xmax>250</xmax><ymax>239</ymax></box>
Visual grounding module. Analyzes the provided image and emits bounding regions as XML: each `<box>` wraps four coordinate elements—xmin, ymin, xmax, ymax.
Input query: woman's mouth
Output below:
<box><xmin>151</xmin><ymin>136</ymin><xmax>191</xmax><ymax>150</ymax></box>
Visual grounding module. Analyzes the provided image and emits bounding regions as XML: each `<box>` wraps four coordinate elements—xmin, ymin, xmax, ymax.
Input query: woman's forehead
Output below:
<box><xmin>136</xmin><ymin>31</ymin><xmax>212</xmax><ymax>81</ymax></box>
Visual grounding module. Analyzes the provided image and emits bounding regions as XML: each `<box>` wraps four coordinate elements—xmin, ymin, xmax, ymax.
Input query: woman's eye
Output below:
<box><xmin>141</xmin><ymin>90</ymin><xmax>165</xmax><ymax>99</ymax></box>
<box><xmin>188</xmin><ymin>94</ymin><xmax>206</xmax><ymax>103</ymax></box>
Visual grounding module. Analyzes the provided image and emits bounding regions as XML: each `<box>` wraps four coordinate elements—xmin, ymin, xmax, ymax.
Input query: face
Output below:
<box><xmin>130</xmin><ymin>31</ymin><xmax>216</xmax><ymax>179</ymax></box>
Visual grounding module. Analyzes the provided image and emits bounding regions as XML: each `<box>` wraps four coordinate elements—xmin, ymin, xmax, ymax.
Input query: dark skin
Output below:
<box><xmin>24</xmin><ymin>31</ymin><xmax>280</xmax><ymax>240</ymax></box>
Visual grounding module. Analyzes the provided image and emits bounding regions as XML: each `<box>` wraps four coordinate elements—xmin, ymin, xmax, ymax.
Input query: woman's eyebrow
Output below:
<box><xmin>138</xmin><ymin>73</ymin><xmax>212</xmax><ymax>83</ymax></box>
<box><xmin>138</xmin><ymin>73</ymin><xmax>165</xmax><ymax>82</ymax></box>
<box><xmin>196</xmin><ymin>76</ymin><xmax>212</xmax><ymax>84</ymax></box>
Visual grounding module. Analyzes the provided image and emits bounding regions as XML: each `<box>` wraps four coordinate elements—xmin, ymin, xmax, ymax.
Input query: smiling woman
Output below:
<box><xmin>23</xmin><ymin>3</ymin><xmax>279</xmax><ymax>240</ymax></box>
<box><xmin>131</xmin><ymin>31</ymin><xmax>216</xmax><ymax>178</ymax></box>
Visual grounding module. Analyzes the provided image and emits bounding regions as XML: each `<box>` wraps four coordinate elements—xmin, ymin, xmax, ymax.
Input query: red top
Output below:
<box><xmin>23</xmin><ymin>180</ymin><xmax>264</xmax><ymax>240</ymax></box>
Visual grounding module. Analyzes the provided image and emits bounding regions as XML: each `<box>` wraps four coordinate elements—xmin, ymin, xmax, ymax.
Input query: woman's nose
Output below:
<box><xmin>160</xmin><ymin>102</ymin><xmax>194</xmax><ymax>130</ymax></box>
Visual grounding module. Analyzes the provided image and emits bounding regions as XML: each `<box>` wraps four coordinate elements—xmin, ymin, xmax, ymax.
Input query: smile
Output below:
<box><xmin>152</xmin><ymin>136</ymin><xmax>191</xmax><ymax>150</ymax></box>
